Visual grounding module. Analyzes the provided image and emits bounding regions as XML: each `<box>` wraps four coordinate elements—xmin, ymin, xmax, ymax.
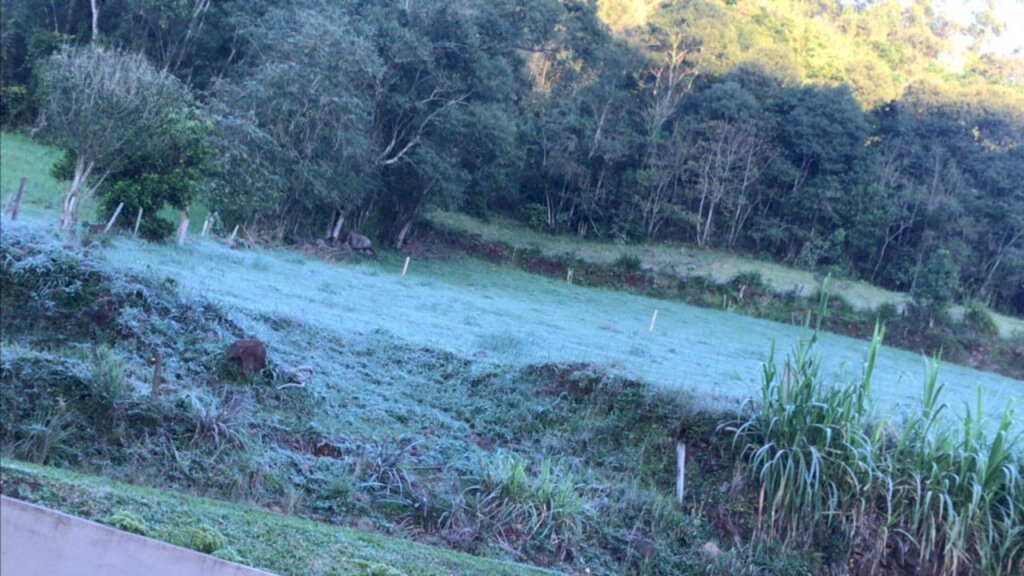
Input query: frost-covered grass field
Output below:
<box><xmin>2</xmin><ymin>130</ymin><xmax>1021</xmax><ymax>423</ymax></box>
<box><xmin>431</xmin><ymin>211</ymin><xmax>1024</xmax><ymax>338</ymax></box>
<box><xmin>101</xmin><ymin>233</ymin><xmax>1021</xmax><ymax>425</ymax></box>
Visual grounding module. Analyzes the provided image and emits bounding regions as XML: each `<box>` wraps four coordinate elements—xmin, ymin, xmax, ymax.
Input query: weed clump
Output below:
<box><xmin>963</xmin><ymin>299</ymin><xmax>1000</xmax><ymax>338</ymax></box>
<box><xmin>108</xmin><ymin>510</ymin><xmax>150</xmax><ymax>536</ymax></box>
<box><xmin>187</xmin><ymin>525</ymin><xmax>228</xmax><ymax>554</ymax></box>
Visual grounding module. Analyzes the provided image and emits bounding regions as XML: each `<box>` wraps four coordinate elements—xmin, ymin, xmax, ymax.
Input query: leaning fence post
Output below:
<box><xmin>8</xmin><ymin>176</ymin><xmax>27</xmax><ymax>221</ymax></box>
<box><xmin>402</xmin><ymin>256</ymin><xmax>411</xmax><ymax>277</ymax></box>
<box><xmin>649</xmin><ymin>309</ymin><xmax>659</xmax><ymax>333</ymax></box>
<box><xmin>103</xmin><ymin>202</ymin><xmax>124</xmax><ymax>234</ymax></box>
<box><xmin>132</xmin><ymin>207</ymin><xmax>143</xmax><ymax>237</ymax></box>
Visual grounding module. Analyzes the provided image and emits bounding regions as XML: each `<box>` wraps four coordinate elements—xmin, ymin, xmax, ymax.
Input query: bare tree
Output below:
<box><xmin>36</xmin><ymin>45</ymin><xmax>191</xmax><ymax>231</ymax></box>
<box><xmin>689</xmin><ymin>120</ymin><xmax>775</xmax><ymax>247</ymax></box>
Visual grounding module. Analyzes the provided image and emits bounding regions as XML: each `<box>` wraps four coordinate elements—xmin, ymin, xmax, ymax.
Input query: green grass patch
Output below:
<box><xmin>0</xmin><ymin>460</ymin><xmax>555</xmax><ymax>576</ymax></box>
<box><xmin>0</xmin><ymin>132</ymin><xmax>71</xmax><ymax>220</ymax></box>
<box><xmin>1</xmin><ymin>131</ymin><xmax>209</xmax><ymax>234</ymax></box>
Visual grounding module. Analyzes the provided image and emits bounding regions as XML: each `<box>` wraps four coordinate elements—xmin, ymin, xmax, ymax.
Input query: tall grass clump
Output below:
<box><xmin>886</xmin><ymin>364</ymin><xmax>1024</xmax><ymax>575</ymax></box>
<box><xmin>463</xmin><ymin>451</ymin><xmax>587</xmax><ymax>561</ymax></box>
<box><xmin>726</xmin><ymin>324</ymin><xmax>887</xmax><ymax>551</ymax></box>
<box><xmin>725</xmin><ymin>288</ymin><xmax>1024</xmax><ymax>574</ymax></box>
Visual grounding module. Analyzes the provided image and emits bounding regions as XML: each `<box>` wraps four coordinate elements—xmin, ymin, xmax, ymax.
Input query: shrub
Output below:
<box><xmin>108</xmin><ymin>510</ymin><xmax>150</xmax><ymax>536</ymax></box>
<box><xmin>613</xmin><ymin>253</ymin><xmax>643</xmax><ymax>274</ymax></box>
<box><xmin>11</xmin><ymin>401</ymin><xmax>79</xmax><ymax>464</ymax></box>
<box><xmin>724</xmin><ymin>323</ymin><xmax>1024</xmax><ymax>575</ymax></box>
<box><xmin>84</xmin><ymin>347</ymin><xmax>131</xmax><ymax>433</ymax></box>
<box><xmin>187</xmin><ymin>525</ymin><xmax>228</xmax><ymax>554</ymax></box>
<box><xmin>912</xmin><ymin>249</ymin><xmax>960</xmax><ymax>315</ymax></box>
<box><xmin>962</xmin><ymin>300</ymin><xmax>999</xmax><ymax>338</ymax></box>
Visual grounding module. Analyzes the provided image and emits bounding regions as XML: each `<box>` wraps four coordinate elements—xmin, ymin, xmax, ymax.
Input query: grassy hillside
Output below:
<box><xmin>429</xmin><ymin>211</ymin><xmax>1024</xmax><ymax>339</ymax></box>
<box><xmin>3</xmin><ymin>134</ymin><xmax>1023</xmax><ymax>573</ymax></box>
<box><xmin>100</xmin><ymin>226</ymin><xmax>1021</xmax><ymax>424</ymax></box>
<box><xmin>0</xmin><ymin>461</ymin><xmax>553</xmax><ymax>576</ymax></box>
<box><xmin>2</xmin><ymin>220</ymin><xmax>1020</xmax><ymax>574</ymax></box>
<box><xmin>1</xmin><ymin>131</ymin><xmax>1019</xmax><ymax>421</ymax></box>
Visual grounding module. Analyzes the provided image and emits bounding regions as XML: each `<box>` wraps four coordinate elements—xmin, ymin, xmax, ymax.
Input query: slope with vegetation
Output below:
<box><xmin>2</xmin><ymin>0</ymin><xmax>1024</xmax><ymax>574</ymax></box>
<box><xmin>1</xmin><ymin>217</ymin><xmax>1022</xmax><ymax>574</ymax></box>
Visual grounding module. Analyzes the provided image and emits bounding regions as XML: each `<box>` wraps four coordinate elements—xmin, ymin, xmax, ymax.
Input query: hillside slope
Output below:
<box><xmin>0</xmin><ymin>461</ymin><xmax>554</xmax><ymax>576</ymax></box>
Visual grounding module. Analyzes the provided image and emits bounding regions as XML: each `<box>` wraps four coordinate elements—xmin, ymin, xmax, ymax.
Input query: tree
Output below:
<box><xmin>912</xmin><ymin>249</ymin><xmax>960</xmax><ymax>321</ymax></box>
<box><xmin>35</xmin><ymin>44</ymin><xmax>193</xmax><ymax>231</ymax></box>
<box><xmin>207</xmin><ymin>2</ymin><xmax>378</xmax><ymax>239</ymax></box>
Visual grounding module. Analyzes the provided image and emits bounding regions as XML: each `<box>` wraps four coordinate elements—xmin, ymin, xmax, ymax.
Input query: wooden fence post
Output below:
<box><xmin>8</xmin><ymin>177</ymin><xmax>27</xmax><ymax>221</ymax></box>
<box><xmin>150</xmin><ymin>351</ymin><xmax>163</xmax><ymax>401</ymax></box>
<box><xmin>103</xmin><ymin>202</ymin><xmax>124</xmax><ymax>234</ymax></box>
<box><xmin>401</xmin><ymin>256</ymin><xmax>411</xmax><ymax>277</ymax></box>
<box><xmin>676</xmin><ymin>442</ymin><xmax>686</xmax><ymax>504</ymax></box>
<box><xmin>176</xmin><ymin>207</ymin><xmax>190</xmax><ymax>247</ymax></box>
<box><xmin>132</xmin><ymin>207</ymin><xmax>143</xmax><ymax>237</ymax></box>
<box><xmin>649</xmin><ymin>309</ymin><xmax>659</xmax><ymax>333</ymax></box>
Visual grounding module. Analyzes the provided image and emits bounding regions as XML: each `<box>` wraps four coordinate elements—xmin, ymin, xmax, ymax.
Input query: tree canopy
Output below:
<box><xmin>3</xmin><ymin>0</ymin><xmax>1023</xmax><ymax>314</ymax></box>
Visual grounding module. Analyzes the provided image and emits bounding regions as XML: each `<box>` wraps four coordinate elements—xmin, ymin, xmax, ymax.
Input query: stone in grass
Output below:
<box><xmin>701</xmin><ymin>541</ymin><xmax>722</xmax><ymax>558</ymax></box>
<box><xmin>224</xmin><ymin>338</ymin><xmax>267</xmax><ymax>378</ymax></box>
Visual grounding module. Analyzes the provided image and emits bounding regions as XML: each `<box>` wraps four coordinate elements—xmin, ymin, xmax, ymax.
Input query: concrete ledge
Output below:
<box><xmin>0</xmin><ymin>496</ymin><xmax>275</xmax><ymax>576</ymax></box>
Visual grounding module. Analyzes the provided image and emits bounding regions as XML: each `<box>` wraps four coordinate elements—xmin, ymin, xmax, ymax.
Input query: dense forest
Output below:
<box><xmin>2</xmin><ymin>0</ymin><xmax>1023</xmax><ymax>315</ymax></box>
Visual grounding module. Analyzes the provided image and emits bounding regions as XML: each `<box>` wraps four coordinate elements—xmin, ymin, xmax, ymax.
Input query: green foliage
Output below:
<box><xmin>187</xmin><ymin>525</ymin><xmax>229</xmax><ymax>554</ymax></box>
<box><xmin>180</xmin><ymin>391</ymin><xmax>250</xmax><ymax>449</ymax></box>
<box><xmin>99</xmin><ymin>108</ymin><xmax>214</xmax><ymax>241</ymax></box>
<box><xmin>35</xmin><ymin>44</ymin><xmax>198</xmax><ymax>231</ymax></box>
<box><xmin>108</xmin><ymin>510</ymin><xmax>150</xmax><ymax>536</ymax></box>
<box><xmin>913</xmin><ymin>249</ymin><xmax>961</xmax><ymax>314</ymax></box>
<box><xmin>10</xmin><ymin>400</ymin><xmax>79</xmax><ymax>465</ymax></box>
<box><xmin>963</xmin><ymin>300</ymin><xmax>1000</xmax><ymax>338</ymax></box>
<box><xmin>461</xmin><ymin>451</ymin><xmax>586</xmax><ymax>561</ymax></box>
<box><xmin>726</xmin><ymin>320</ymin><xmax>1024</xmax><ymax>574</ymax></box>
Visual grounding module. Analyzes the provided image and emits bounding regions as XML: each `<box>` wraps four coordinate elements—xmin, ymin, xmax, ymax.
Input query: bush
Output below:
<box><xmin>84</xmin><ymin>347</ymin><xmax>131</xmax><ymax>433</ymax></box>
<box><xmin>962</xmin><ymin>300</ymin><xmax>999</xmax><ymax>338</ymax></box>
<box><xmin>731</xmin><ymin>270</ymin><xmax>767</xmax><ymax>300</ymax></box>
<box><xmin>179</xmin><ymin>390</ymin><xmax>250</xmax><ymax>449</ymax></box>
<box><xmin>613</xmin><ymin>253</ymin><xmax>643</xmax><ymax>274</ymax></box>
<box><xmin>461</xmin><ymin>451</ymin><xmax>586</xmax><ymax>560</ymax></box>
<box><xmin>108</xmin><ymin>510</ymin><xmax>150</xmax><ymax>536</ymax></box>
<box><xmin>187</xmin><ymin>525</ymin><xmax>228</xmax><ymax>554</ymax></box>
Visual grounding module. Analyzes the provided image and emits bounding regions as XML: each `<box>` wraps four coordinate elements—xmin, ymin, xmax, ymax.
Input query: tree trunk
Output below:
<box><xmin>90</xmin><ymin>0</ymin><xmax>99</xmax><ymax>41</ymax></box>
<box><xmin>61</xmin><ymin>158</ymin><xmax>94</xmax><ymax>232</ymax></box>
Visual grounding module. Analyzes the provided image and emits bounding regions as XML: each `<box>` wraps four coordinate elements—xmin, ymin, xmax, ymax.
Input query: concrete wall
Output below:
<box><xmin>0</xmin><ymin>496</ymin><xmax>276</xmax><ymax>576</ymax></box>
